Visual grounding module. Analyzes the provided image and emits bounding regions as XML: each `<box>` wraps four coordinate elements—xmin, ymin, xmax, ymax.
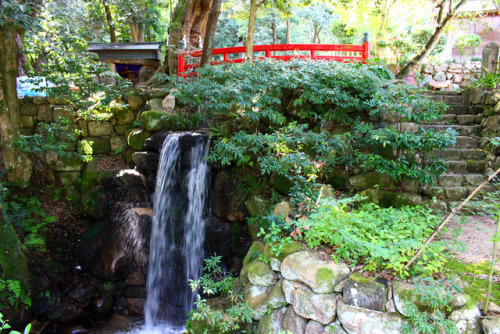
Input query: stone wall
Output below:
<box><xmin>417</xmin><ymin>62</ymin><xmax>481</xmax><ymax>91</ymax></box>
<box><xmin>237</xmin><ymin>239</ymin><xmax>491</xmax><ymax>334</ymax></box>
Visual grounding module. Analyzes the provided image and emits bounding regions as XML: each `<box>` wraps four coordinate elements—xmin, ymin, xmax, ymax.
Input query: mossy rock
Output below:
<box><xmin>342</xmin><ymin>272</ymin><xmax>387</xmax><ymax>311</ymax></box>
<box><xmin>272</xmin><ymin>175</ymin><xmax>294</xmax><ymax>195</ymax></box>
<box><xmin>127</xmin><ymin>129</ymin><xmax>151</xmax><ymax>150</ymax></box>
<box><xmin>349</xmin><ymin>172</ymin><xmax>394</xmax><ymax>190</ymax></box>
<box><xmin>361</xmin><ymin>189</ymin><xmax>423</xmax><ymax>208</ymax></box>
<box><xmin>59</xmin><ymin>172</ymin><xmax>81</xmax><ymax>186</ymax></box>
<box><xmin>80</xmin><ymin>171</ymin><xmax>98</xmax><ymax>196</ymax></box>
<box><xmin>245</xmin><ymin>196</ymin><xmax>270</xmax><ymax>217</ymax></box>
<box><xmin>82</xmin><ymin>186</ymin><xmax>109</xmax><ymax>219</ymax></box>
<box><xmin>114</xmin><ymin>124</ymin><xmax>135</xmax><ymax>135</ymax></box>
<box><xmin>115</xmin><ymin>107</ymin><xmax>136</xmax><ymax>125</ymax></box>
<box><xmin>64</xmin><ymin>185</ymin><xmax>80</xmax><ymax>205</ymax></box>
<box><xmin>243</xmin><ymin>241</ymin><xmax>265</xmax><ymax>267</ymax></box>
<box><xmin>273</xmin><ymin>201</ymin><xmax>292</xmax><ymax>219</ymax></box>
<box><xmin>263</xmin><ymin>241</ymin><xmax>303</xmax><ymax>262</ymax></box>
<box><xmin>55</xmin><ymin>155</ymin><xmax>85</xmax><ymax>172</ymax></box>
<box><xmin>247</xmin><ymin>260</ymin><xmax>274</xmax><ymax>286</ymax></box>
<box><xmin>88</xmin><ymin>137</ymin><xmax>111</xmax><ymax>155</ymax></box>
<box><xmin>140</xmin><ymin>110</ymin><xmax>173</xmax><ymax>131</ymax></box>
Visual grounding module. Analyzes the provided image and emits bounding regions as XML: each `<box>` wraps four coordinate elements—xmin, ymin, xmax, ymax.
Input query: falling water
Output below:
<box><xmin>144</xmin><ymin>133</ymin><xmax>208</xmax><ymax>333</ymax></box>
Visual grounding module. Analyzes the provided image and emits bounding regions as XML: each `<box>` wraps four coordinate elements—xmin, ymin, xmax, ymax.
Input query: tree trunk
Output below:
<box><xmin>286</xmin><ymin>17</ymin><xmax>291</xmax><ymax>44</ymax></box>
<box><xmin>160</xmin><ymin>0</ymin><xmax>213</xmax><ymax>75</ymax></box>
<box><xmin>245</xmin><ymin>0</ymin><xmax>260</xmax><ymax>59</ymax></box>
<box><xmin>102</xmin><ymin>0</ymin><xmax>116</xmax><ymax>43</ymax></box>
<box><xmin>271</xmin><ymin>13</ymin><xmax>277</xmax><ymax>44</ymax></box>
<box><xmin>200</xmin><ymin>0</ymin><xmax>223</xmax><ymax>67</ymax></box>
<box><xmin>396</xmin><ymin>0</ymin><xmax>469</xmax><ymax>79</ymax></box>
<box><xmin>0</xmin><ymin>23</ymin><xmax>33</xmax><ymax>184</ymax></box>
<box><xmin>130</xmin><ymin>23</ymin><xmax>138</xmax><ymax>42</ymax></box>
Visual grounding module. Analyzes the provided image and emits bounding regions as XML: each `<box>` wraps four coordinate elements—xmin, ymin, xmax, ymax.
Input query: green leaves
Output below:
<box><xmin>295</xmin><ymin>198</ymin><xmax>446</xmax><ymax>277</ymax></box>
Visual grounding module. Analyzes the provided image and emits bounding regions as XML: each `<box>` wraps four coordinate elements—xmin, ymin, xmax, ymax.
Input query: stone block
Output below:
<box><xmin>438</xmin><ymin>149</ymin><xmax>460</xmax><ymax>160</ymax></box>
<box><xmin>59</xmin><ymin>172</ymin><xmax>81</xmax><ymax>186</ymax></box>
<box><xmin>37</xmin><ymin>104</ymin><xmax>52</xmax><ymax>122</ymax></box>
<box><xmin>21</xmin><ymin>103</ymin><xmax>38</xmax><ymax>116</ymax></box>
<box><xmin>445</xmin><ymin>186</ymin><xmax>468</xmax><ymax>200</ymax></box>
<box><xmin>467</xmin><ymin>160</ymin><xmax>485</xmax><ymax>173</ymax></box>
<box><xmin>110</xmin><ymin>136</ymin><xmax>127</xmax><ymax>152</ymax></box>
<box><xmin>88</xmin><ymin>137</ymin><xmax>111</xmax><ymax>155</ymax></box>
<box><xmin>438</xmin><ymin>174</ymin><xmax>464</xmax><ymax>186</ymax></box>
<box><xmin>446</xmin><ymin>161</ymin><xmax>468</xmax><ymax>173</ymax></box>
<box><xmin>456</xmin><ymin>115</ymin><xmax>476</xmax><ymax>125</ymax></box>
<box><xmin>337</xmin><ymin>301</ymin><xmax>405</xmax><ymax>334</ymax></box>
<box><xmin>53</xmin><ymin>105</ymin><xmax>76</xmax><ymax>122</ymax></box>
<box><xmin>461</xmin><ymin>149</ymin><xmax>486</xmax><ymax>160</ymax></box>
<box><xmin>444</xmin><ymin>95</ymin><xmax>466</xmax><ymax>105</ymax></box>
<box><xmin>342</xmin><ymin>273</ymin><xmax>387</xmax><ymax>311</ymax></box>
<box><xmin>88</xmin><ymin>122</ymin><xmax>114</xmax><ymax>136</ymax></box>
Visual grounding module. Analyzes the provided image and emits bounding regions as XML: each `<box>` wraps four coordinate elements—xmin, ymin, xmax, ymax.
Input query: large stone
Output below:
<box><xmin>282</xmin><ymin>306</ymin><xmax>308</xmax><ymax>333</ymax></box>
<box><xmin>144</xmin><ymin>88</ymin><xmax>169</xmax><ymax>100</ymax></box>
<box><xmin>127</xmin><ymin>129</ymin><xmax>151</xmax><ymax>150</ymax></box>
<box><xmin>448</xmin><ymin>304</ymin><xmax>482</xmax><ymax>334</ymax></box>
<box><xmin>54</xmin><ymin>155</ymin><xmax>84</xmax><ymax>172</ymax></box>
<box><xmin>110</xmin><ymin>136</ymin><xmax>128</xmax><ymax>152</ymax></box>
<box><xmin>264</xmin><ymin>241</ymin><xmax>303</xmax><ymax>263</ymax></box>
<box><xmin>281</xmin><ymin>251</ymin><xmax>350</xmax><ymax>294</ymax></box>
<box><xmin>245</xmin><ymin>196</ymin><xmax>270</xmax><ymax>217</ymax></box>
<box><xmin>433</xmin><ymin>72</ymin><xmax>447</xmax><ymax>82</ymax></box>
<box><xmin>306</xmin><ymin>320</ymin><xmax>325</xmax><ymax>334</ymax></box>
<box><xmin>273</xmin><ymin>201</ymin><xmax>292</xmax><ymax>218</ymax></box>
<box><xmin>90</xmin><ymin>294</ymin><xmax>114</xmax><ymax>318</ymax></box>
<box><xmin>21</xmin><ymin>103</ymin><xmax>38</xmax><ymax>116</ymax></box>
<box><xmin>59</xmin><ymin>172</ymin><xmax>80</xmax><ymax>186</ymax></box>
<box><xmin>337</xmin><ymin>300</ymin><xmax>405</xmax><ymax>334</ymax></box>
<box><xmin>324</xmin><ymin>321</ymin><xmax>348</xmax><ymax>334</ymax></box>
<box><xmin>482</xmin><ymin>316</ymin><xmax>500</xmax><ymax>334</ymax></box>
<box><xmin>127</xmin><ymin>94</ymin><xmax>144</xmax><ymax>111</ymax></box>
<box><xmin>162</xmin><ymin>94</ymin><xmax>176</xmax><ymax>112</ymax></box>
<box><xmin>267</xmin><ymin>279</ymin><xmax>287</xmax><ymax>309</ymax></box>
<box><xmin>342</xmin><ymin>273</ymin><xmax>387</xmax><ymax>311</ymax></box>
<box><xmin>283</xmin><ymin>279</ymin><xmax>337</xmax><ymax>325</ymax></box>
<box><xmin>257</xmin><ymin>307</ymin><xmax>285</xmax><ymax>334</ymax></box>
<box><xmin>140</xmin><ymin>110</ymin><xmax>172</xmax><ymax>132</ymax></box>
<box><xmin>482</xmin><ymin>42</ymin><xmax>500</xmax><ymax>76</ymax></box>
<box><xmin>88</xmin><ymin>137</ymin><xmax>111</xmax><ymax>154</ymax></box>
<box><xmin>349</xmin><ymin>172</ymin><xmax>393</xmax><ymax>190</ymax></box>
<box><xmin>247</xmin><ymin>260</ymin><xmax>274</xmax><ymax>287</ymax></box>
<box><xmin>88</xmin><ymin>121</ymin><xmax>114</xmax><ymax>136</ymax></box>
<box><xmin>244</xmin><ymin>284</ymin><xmax>273</xmax><ymax>320</ymax></box>
<box><xmin>361</xmin><ymin>189</ymin><xmax>423</xmax><ymax>208</ymax></box>
<box><xmin>243</xmin><ymin>241</ymin><xmax>266</xmax><ymax>267</ymax></box>
<box><xmin>486</xmin><ymin>91</ymin><xmax>500</xmax><ymax>105</ymax></box>
<box><xmin>115</xmin><ymin>107</ymin><xmax>136</xmax><ymax>125</ymax></box>
<box><xmin>484</xmin><ymin>115</ymin><xmax>500</xmax><ymax>133</ymax></box>
<box><xmin>149</xmin><ymin>98</ymin><xmax>163</xmax><ymax>110</ymax></box>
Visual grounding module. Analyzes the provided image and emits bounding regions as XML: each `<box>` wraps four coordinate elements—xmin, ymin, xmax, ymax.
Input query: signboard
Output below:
<box><xmin>16</xmin><ymin>76</ymin><xmax>53</xmax><ymax>98</ymax></box>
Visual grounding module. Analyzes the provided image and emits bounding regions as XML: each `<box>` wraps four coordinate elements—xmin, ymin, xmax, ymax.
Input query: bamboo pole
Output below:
<box><xmin>484</xmin><ymin>213</ymin><xmax>500</xmax><ymax>314</ymax></box>
<box><xmin>403</xmin><ymin>167</ymin><xmax>500</xmax><ymax>273</ymax></box>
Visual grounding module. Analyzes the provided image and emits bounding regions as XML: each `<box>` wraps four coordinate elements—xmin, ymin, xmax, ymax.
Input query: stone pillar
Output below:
<box><xmin>481</xmin><ymin>42</ymin><xmax>499</xmax><ymax>75</ymax></box>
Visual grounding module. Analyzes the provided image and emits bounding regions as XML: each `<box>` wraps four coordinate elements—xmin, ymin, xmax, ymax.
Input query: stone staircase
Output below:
<box><xmin>420</xmin><ymin>92</ymin><xmax>496</xmax><ymax>208</ymax></box>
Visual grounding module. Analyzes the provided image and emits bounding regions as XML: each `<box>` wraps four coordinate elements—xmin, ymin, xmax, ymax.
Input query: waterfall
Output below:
<box><xmin>144</xmin><ymin>133</ymin><xmax>208</xmax><ymax>333</ymax></box>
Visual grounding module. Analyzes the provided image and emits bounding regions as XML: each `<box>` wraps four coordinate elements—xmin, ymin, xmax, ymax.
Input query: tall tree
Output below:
<box><xmin>102</xmin><ymin>0</ymin><xmax>117</xmax><ymax>42</ymax></box>
<box><xmin>0</xmin><ymin>1</ymin><xmax>34</xmax><ymax>184</ymax></box>
<box><xmin>396</xmin><ymin>0</ymin><xmax>469</xmax><ymax>78</ymax></box>
<box><xmin>160</xmin><ymin>0</ymin><xmax>213</xmax><ymax>75</ymax></box>
<box><xmin>200</xmin><ymin>0</ymin><xmax>223</xmax><ymax>67</ymax></box>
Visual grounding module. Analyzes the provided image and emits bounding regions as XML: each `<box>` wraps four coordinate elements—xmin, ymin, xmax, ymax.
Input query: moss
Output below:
<box><xmin>348</xmin><ymin>272</ymin><xmax>375</xmax><ymax>285</ymax></box>
<box><xmin>243</xmin><ymin>241</ymin><xmax>265</xmax><ymax>267</ymax></box>
<box><xmin>127</xmin><ymin>129</ymin><xmax>151</xmax><ymax>150</ymax></box>
<box><xmin>444</xmin><ymin>258</ymin><xmax>500</xmax><ymax>304</ymax></box>
<box><xmin>88</xmin><ymin>137</ymin><xmax>111</xmax><ymax>154</ymax></box>
<box><xmin>263</xmin><ymin>241</ymin><xmax>303</xmax><ymax>262</ymax></box>
<box><xmin>140</xmin><ymin>110</ymin><xmax>173</xmax><ymax>131</ymax></box>
<box><xmin>315</xmin><ymin>268</ymin><xmax>335</xmax><ymax>287</ymax></box>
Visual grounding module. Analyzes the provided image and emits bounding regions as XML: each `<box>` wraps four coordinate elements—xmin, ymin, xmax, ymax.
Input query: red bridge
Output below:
<box><xmin>178</xmin><ymin>36</ymin><xmax>371</xmax><ymax>77</ymax></box>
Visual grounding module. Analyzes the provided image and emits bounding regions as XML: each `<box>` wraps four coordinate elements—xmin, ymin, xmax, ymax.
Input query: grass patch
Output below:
<box><xmin>444</xmin><ymin>258</ymin><xmax>500</xmax><ymax>304</ymax></box>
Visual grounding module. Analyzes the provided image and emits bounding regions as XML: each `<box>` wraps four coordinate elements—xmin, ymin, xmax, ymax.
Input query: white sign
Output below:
<box><xmin>16</xmin><ymin>76</ymin><xmax>53</xmax><ymax>98</ymax></box>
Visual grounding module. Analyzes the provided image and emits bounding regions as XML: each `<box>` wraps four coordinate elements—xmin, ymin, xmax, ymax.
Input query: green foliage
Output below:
<box><xmin>187</xmin><ymin>255</ymin><xmax>253</xmax><ymax>333</ymax></box>
<box><xmin>402</xmin><ymin>277</ymin><xmax>462</xmax><ymax>334</ymax></box>
<box><xmin>294</xmin><ymin>197</ymin><xmax>446</xmax><ymax>277</ymax></box>
<box><xmin>0</xmin><ymin>312</ymin><xmax>31</xmax><ymax>334</ymax></box>
<box><xmin>0</xmin><ymin>0</ymin><xmax>37</xmax><ymax>30</ymax></box>
<box><xmin>0</xmin><ymin>181</ymin><xmax>55</xmax><ymax>251</ymax></box>
<box><xmin>257</xmin><ymin>215</ymin><xmax>294</xmax><ymax>261</ymax></box>
<box><xmin>472</xmin><ymin>70</ymin><xmax>500</xmax><ymax>90</ymax></box>
<box><xmin>177</xmin><ymin>60</ymin><xmax>452</xmax><ymax>196</ymax></box>
<box><xmin>0</xmin><ymin>279</ymin><xmax>31</xmax><ymax>310</ymax></box>
<box><xmin>454</xmin><ymin>34</ymin><xmax>482</xmax><ymax>61</ymax></box>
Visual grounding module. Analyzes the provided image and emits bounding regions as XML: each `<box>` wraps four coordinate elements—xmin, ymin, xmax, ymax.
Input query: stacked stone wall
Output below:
<box><xmin>417</xmin><ymin>62</ymin><xmax>482</xmax><ymax>91</ymax></box>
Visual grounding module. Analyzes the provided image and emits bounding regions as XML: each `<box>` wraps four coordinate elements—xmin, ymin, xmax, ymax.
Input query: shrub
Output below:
<box><xmin>176</xmin><ymin>60</ymin><xmax>453</xmax><ymax>197</ymax></box>
<box><xmin>294</xmin><ymin>197</ymin><xmax>447</xmax><ymax>277</ymax></box>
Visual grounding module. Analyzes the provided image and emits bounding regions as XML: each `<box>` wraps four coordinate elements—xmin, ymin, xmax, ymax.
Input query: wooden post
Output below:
<box><xmin>311</xmin><ymin>50</ymin><xmax>316</xmax><ymax>59</ymax></box>
<box><xmin>362</xmin><ymin>32</ymin><xmax>371</xmax><ymax>62</ymax></box>
<box><xmin>178</xmin><ymin>53</ymin><xmax>186</xmax><ymax>77</ymax></box>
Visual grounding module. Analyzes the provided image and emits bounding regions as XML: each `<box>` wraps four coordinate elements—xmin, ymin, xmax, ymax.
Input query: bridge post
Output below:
<box><xmin>178</xmin><ymin>53</ymin><xmax>186</xmax><ymax>77</ymax></box>
<box><xmin>362</xmin><ymin>32</ymin><xmax>371</xmax><ymax>62</ymax></box>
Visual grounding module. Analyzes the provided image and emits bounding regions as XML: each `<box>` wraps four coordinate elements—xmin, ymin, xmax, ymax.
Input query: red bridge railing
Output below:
<box><xmin>178</xmin><ymin>36</ymin><xmax>371</xmax><ymax>77</ymax></box>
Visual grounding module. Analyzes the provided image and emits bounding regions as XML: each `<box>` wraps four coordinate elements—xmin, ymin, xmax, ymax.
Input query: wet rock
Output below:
<box><xmin>131</xmin><ymin>152</ymin><xmax>159</xmax><ymax>172</ymax></box>
<box><xmin>88</xmin><ymin>121</ymin><xmax>114</xmax><ymax>136</ymax></box>
<box><xmin>140</xmin><ymin>110</ymin><xmax>172</xmax><ymax>131</ymax></box>
<box><xmin>267</xmin><ymin>279</ymin><xmax>287</xmax><ymax>309</ymax></box>
<box><xmin>116</xmin><ymin>169</ymin><xmax>147</xmax><ymax>189</ymax></box>
<box><xmin>90</xmin><ymin>294</ymin><xmax>114</xmax><ymax>318</ymax></box>
<box><xmin>204</xmin><ymin>216</ymin><xmax>232</xmax><ymax>257</ymax></box>
<box><xmin>213</xmin><ymin>170</ymin><xmax>247</xmax><ymax>221</ymax></box>
<box><xmin>125</xmin><ymin>268</ymin><xmax>145</xmax><ymax>286</ymax></box>
<box><xmin>127</xmin><ymin>298</ymin><xmax>145</xmax><ymax>315</ymax></box>
<box><xmin>281</xmin><ymin>251</ymin><xmax>350</xmax><ymax>294</ymax></box>
<box><xmin>127</xmin><ymin>94</ymin><xmax>144</xmax><ymax>111</ymax></box>
<box><xmin>342</xmin><ymin>273</ymin><xmax>387</xmax><ymax>311</ymax></box>
<box><xmin>144</xmin><ymin>130</ymin><xmax>170</xmax><ymax>152</ymax></box>
<box><xmin>114</xmin><ymin>297</ymin><xmax>128</xmax><ymax>312</ymax></box>
<box><xmin>245</xmin><ymin>196</ymin><xmax>270</xmax><ymax>217</ymax></box>
<box><xmin>282</xmin><ymin>306</ymin><xmax>308</xmax><ymax>333</ymax></box>
<box><xmin>127</xmin><ymin>129</ymin><xmax>151</xmax><ymax>150</ymax></box>
<box><xmin>257</xmin><ymin>307</ymin><xmax>285</xmax><ymax>334</ymax></box>
<box><xmin>67</xmin><ymin>281</ymin><xmax>98</xmax><ymax>306</ymax></box>
<box><xmin>283</xmin><ymin>279</ymin><xmax>337</xmax><ymax>325</ymax></box>
<box><xmin>47</xmin><ymin>303</ymin><xmax>86</xmax><ymax>324</ymax></box>
<box><xmin>337</xmin><ymin>300</ymin><xmax>405</xmax><ymax>334</ymax></box>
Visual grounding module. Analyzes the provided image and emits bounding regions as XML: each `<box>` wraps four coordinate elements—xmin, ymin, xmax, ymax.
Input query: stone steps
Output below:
<box><xmin>421</xmin><ymin>124</ymin><xmax>482</xmax><ymax>136</ymax></box>
<box><xmin>421</xmin><ymin>174</ymin><xmax>498</xmax><ymax>201</ymax></box>
<box><xmin>424</xmin><ymin>114</ymin><xmax>481</xmax><ymax>126</ymax></box>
